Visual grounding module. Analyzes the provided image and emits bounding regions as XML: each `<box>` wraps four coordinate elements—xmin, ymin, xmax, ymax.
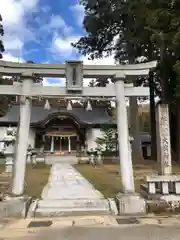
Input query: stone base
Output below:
<box><xmin>78</xmin><ymin>156</ymin><xmax>89</xmax><ymax>164</ymax></box>
<box><xmin>140</xmin><ymin>183</ymin><xmax>180</xmax><ymax>201</ymax></box>
<box><xmin>5</xmin><ymin>165</ymin><xmax>13</xmax><ymax>173</ymax></box>
<box><xmin>0</xmin><ymin>196</ymin><xmax>32</xmax><ymax>218</ymax></box>
<box><xmin>116</xmin><ymin>193</ymin><xmax>146</xmax><ymax>216</ymax></box>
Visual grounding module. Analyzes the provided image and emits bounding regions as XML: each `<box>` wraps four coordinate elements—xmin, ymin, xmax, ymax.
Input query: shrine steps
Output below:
<box><xmin>45</xmin><ymin>155</ymin><xmax>78</xmax><ymax>165</ymax></box>
<box><xmin>29</xmin><ymin>199</ymin><xmax>111</xmax><ymax>217</ymax></box>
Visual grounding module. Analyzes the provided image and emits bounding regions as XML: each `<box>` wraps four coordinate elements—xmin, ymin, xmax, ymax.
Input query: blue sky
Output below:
<box><xmin>1</xmin><ymin>0</ymin><xmax>115</xmax><ymax>85</ymax></box>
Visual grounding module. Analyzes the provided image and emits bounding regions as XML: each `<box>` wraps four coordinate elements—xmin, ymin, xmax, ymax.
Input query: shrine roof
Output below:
<box><xmin>0</xmin><ymin>105</ymin><xmax>115</xmax><ymax>126</ymax></box>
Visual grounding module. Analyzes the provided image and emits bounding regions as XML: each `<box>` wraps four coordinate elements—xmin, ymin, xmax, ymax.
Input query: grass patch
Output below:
<box><xmin>0</xmin><ymin>164</ymin><xmax>5</xmax><ymax>174</ymax></box>
<box><xmin>25</xmin><ymin>163</ymin><xmax>50</xmax><ymax>199</ymax></box>
<box><xmin>0</xmin><ymin>163</ymin><xmax>50</xmax><ymax>199</ymax></box>
<box><xmin>75</xmin><ymin>161</ymin><xmax>180</xmax><ymax>198</ymax></box>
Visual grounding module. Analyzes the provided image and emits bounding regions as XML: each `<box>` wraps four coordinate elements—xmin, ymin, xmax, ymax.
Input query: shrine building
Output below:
<box><xmin>0</xmin><ymin>101</ymin><xmax>115</xmax><ymax>155</ymax></box>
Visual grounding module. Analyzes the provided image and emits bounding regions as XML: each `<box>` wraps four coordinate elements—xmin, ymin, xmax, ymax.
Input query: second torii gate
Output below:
<box><xmin>0</xmin><ymin>60</ymin><xmax>157</xmax><ymax>197</ymax></box>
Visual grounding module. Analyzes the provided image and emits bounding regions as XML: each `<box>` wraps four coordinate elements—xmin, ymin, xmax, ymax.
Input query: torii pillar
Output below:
<box><xmin>113</xmin><ymin>74</ymin><xmax>135</xmax><ymax>193</ymax></box>
<box><xmin>12</xmin><ymin>76</ymin><xmax>33</xmax><ymax>196</ymax></box>
<box><xmin>113</xmin><ymin>74</ymin><xmax>146</xmax><ymax>215</ymax></box>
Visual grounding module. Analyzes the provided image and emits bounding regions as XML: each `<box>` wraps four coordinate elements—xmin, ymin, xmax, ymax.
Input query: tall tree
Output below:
<box><xmin>0</xmin><ymin>14</ymin><xmax>5</xmax><ymax>59</ymax></box>
<box><xmin>73</xmin><ymin>0</ymin><xmax>159</xmax><ymax>160</ymax></box>
<box><xmin>73</xmin><ymin>0</ymin><xmax>180</xmax><ymax>161</ymax></box>
<box><xmin>88</xmin><ymin>77</ymin><xmax>112</xmax><ymax>113</ymax></box>
<box><xmin>0</xmin><ymin>14</ymin><xmax>9</xmax><ymax>117</ymax></box>
<box><xmin>145</xmin><ymin>0</ymin><xmax>180</xmax><ymax>161</ymax></box>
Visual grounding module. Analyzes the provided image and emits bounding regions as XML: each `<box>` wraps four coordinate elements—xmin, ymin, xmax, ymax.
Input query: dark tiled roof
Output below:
<box><xmin>0</xmin><ymin>105</ymin><xmax>115</xmax><ymax>125</ymax></box>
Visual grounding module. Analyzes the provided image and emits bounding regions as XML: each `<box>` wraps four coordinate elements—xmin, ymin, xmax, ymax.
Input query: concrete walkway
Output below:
<box><xmin>32</xmin><ymin>163</ymin><xmax>110</xmax><ymax>217</ymax></box>
<box><xmin>1</xmin><ymin>216</ymin><xmax>180</xmax><ymax>240</ymax></box>
<box><xmin>41</xmin><ymin>163</ymin><xmax>104</xmax><ymax>199</ymax></box>
<box><xmin>22</xmin><ymin>226</ymin><xmax>180</xmax><ymax>240</ymax></box>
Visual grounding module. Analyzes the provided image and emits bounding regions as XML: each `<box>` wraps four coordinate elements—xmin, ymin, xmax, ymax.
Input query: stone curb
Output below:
<box><xmin>3</xmin><ymin>216</ymin><xmax>118</xmax><ymax>229</ymax></box>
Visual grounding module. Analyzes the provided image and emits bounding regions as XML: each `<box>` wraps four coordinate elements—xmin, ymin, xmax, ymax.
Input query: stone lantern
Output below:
<box><xmin>2</xmin><ymin>127</ymin><xmax>16</xmax><ymax>174</ymax></box>
<box><xmin>96</xmin><ymin>148</ymin><xmax>103</xmax><ymax>165</ymax></box>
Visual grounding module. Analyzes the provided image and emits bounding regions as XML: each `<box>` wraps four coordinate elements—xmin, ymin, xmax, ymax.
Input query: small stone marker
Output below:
<box><xmin>156</xmin><ymin>104</ymin><xmax>172</xmax><ymax>175</ymax></box>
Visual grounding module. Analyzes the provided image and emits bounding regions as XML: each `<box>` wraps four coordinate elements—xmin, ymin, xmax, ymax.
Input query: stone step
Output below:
<box><xmin>45</xmin><ymin>156</ymin><xmax>78</xmax><ymax>165</ymax></box>
<box><xmin>37</xmin><ymin>199</ymin><xmax>109</xmax><ymax>209</ymax></box>
<box><xmin>34</xmin><ymin>207</ymin><xmax>110</xmax><ymax>217</ymax></box>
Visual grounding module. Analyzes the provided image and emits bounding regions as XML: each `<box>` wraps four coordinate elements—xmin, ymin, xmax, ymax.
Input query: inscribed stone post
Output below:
<box><xmin>156</xmin><ymin>104</ymin><xmax>172</xmax><ymax>175</ymax></box>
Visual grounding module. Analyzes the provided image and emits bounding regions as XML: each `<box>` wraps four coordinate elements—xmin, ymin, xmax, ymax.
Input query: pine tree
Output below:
<box><xmin>96</xmin><ymin>125</ymin><xmax>117</xmax><ymax>152</ymax></box>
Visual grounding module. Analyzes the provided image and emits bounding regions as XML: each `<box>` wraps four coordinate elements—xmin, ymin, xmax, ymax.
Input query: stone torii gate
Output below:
<box><xmin>0</xmin><ymin>60</ymin><xmax>156</xmax><ymax>212</ymax></box>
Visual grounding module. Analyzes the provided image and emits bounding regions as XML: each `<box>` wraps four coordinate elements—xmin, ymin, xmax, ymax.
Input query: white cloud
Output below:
<box><xmin>51</xmin><ymin>30</ymin><xmax>117</xmax><ymax>84</ymax></box>
<box><xmin>1</xmin><ymin>0</ymin><xmax>39</xmax><ymax>54</ymax></box>
<box><xmin>52</xmin><ymin>35</ymin><xmax>81</xmax><ymax>58</ymax></box>
<box><xmin>3</xmin><ymin>38</ymin><xmax>24</xmax><ymax>51</ymax></box>
<box><xmin>47</xmin><ymin>15</ymin><xmax>73</xmax><ymax>36</ymax></box>
<box><xmin>70</xmin><ymin>3</ymin><xmax>85</xmax><ymax>26</ymax></box>
<box><xmin>51</xmin><ymin>32</ymin><xmax>117</xmax><ymax>62</ymax></box>
<box><xmin>2</xmin><ymin>53</ymin><xmax>24</xmax><ymax>63</ymax></box>
<box><xmin>1</xmin><ymin>0</ymin><xmax>38</xmax><ymax>28</ymax></box>
<box><xmin>49</xmin><ymin>15</ymin><xmax>66</xmax><ymax>29</ymax></box>
<box><xmin>1</xmin><ymin>0</ymin><xmax>25</xmax><ymax>27</ymax></box>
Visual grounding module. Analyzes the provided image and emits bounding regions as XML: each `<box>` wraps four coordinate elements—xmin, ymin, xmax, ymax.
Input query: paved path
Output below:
<box><xmin>41</xmin><ymin>163</ymin><xmax>104</xmax><ymax>200</ymax></box>
<box><xmin>34</xmin><ymin>163</ymin><xmax>110</xmax><ymax>216</ymax></box>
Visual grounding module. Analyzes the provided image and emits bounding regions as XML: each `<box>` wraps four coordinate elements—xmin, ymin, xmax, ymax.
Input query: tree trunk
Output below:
<box><xmin>149</xmin><ymin>72</ymin><xmax>157</xmax><ymax>161</ymax></box>
<box><xmin>160</xmin><ymin>43</ymin><xmax>169</xmax><ymax>104</ymax></box>
<box><xmin>176</xmin><ymin>102</ymin><xmax>180</xmax><ymax>162</ymax></box>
